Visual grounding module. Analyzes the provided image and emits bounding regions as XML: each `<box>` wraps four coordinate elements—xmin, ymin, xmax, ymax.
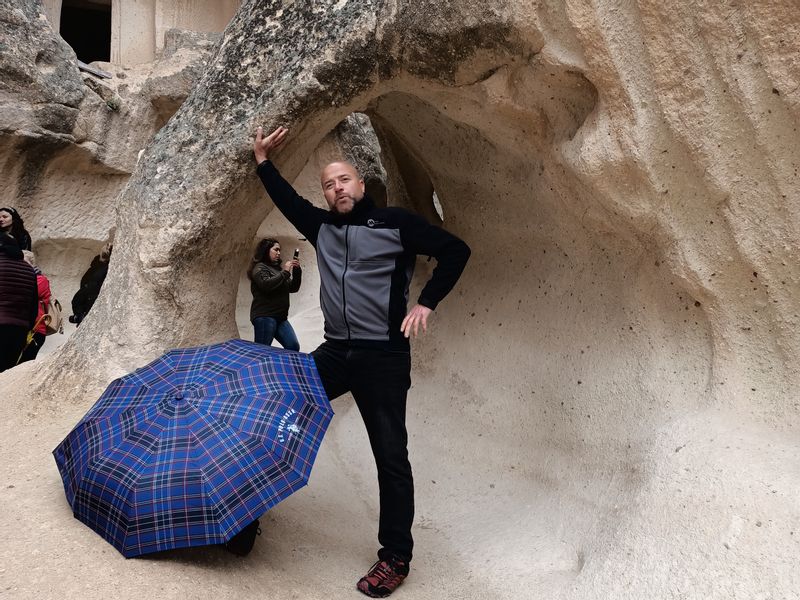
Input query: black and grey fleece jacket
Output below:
<box><xmin>257</xmin><ymin>160</ymin><xmax>471</xmax><ymax>351</ymax></box>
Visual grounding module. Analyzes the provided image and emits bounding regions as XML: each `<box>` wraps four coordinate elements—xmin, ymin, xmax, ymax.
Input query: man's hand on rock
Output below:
<box><xmin>254</xmin><ymin>126</ymin><xmax>288</xmax><ymax>164</ymax></box>
<box><xmin>401</xmin><ymin>304</ymin><xmax>432</xmax><ymax>338</ymax></box>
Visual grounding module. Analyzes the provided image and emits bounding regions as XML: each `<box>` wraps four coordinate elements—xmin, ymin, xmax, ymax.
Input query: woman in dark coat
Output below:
<box><xmin>70</xmin><ymin>242</ymin><xmax>112</xmax><ymax>325</ymax></box>
<box><xmin>0</xmin><ymin>233</ymin><xmax>38</xmax><ymax>371</ymax></box>
<box><xmin>248</xmin><ymin>238</ymin><xmax>302</xmax><ymax>351</ymax></box>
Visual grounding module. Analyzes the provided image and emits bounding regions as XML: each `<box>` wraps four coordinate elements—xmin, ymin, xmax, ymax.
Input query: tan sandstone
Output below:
<box><xmin>0</xmin><ymin>1</ymin><xmax>798</xmax><ymax>599</ymax></box>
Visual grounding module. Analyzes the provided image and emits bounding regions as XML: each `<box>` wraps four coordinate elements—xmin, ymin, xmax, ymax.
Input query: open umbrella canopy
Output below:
<box><xmin>53</xmin><ymin>339</ymin><xmax>333</xmax><ymax>557</ymax></box>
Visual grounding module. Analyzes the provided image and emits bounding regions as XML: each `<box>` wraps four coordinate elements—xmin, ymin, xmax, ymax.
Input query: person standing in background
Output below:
<box><xmin>0</xmin><ymin>207</ymin><xmax>32</xmax><ymax>251</ymax></box>
<box><xmin>0</xmin><ymin>233</ymin><xmax>37</xmax><ymax>371</ymax></box>
<box><xmin>70</xmin><ymin>240</ymin><xmax>112</xmax><ymax>325</ymax></box>
<box><xmin>19</xmin><ymin>250</ymin><xmax>52</xmax><ymax>362</ymax></box>
<box><xmin>248</xmin><ymin>238</ymin><xmax>302</xmax><ymax>351</ymax></box>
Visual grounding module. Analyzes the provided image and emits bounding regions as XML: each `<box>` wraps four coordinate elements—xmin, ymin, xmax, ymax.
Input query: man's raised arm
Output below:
<box><xmin>253</xmin><ymin>127</ymin><xmax>327</xmax><ymax>244</ymax></box>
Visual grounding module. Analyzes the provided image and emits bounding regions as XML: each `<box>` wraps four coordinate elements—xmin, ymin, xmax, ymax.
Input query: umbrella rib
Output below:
<box><xmin>190</xmin><ymin>396</ymin><xmax>322</xmax><ymax>481</ymax></box>
<box><xmin>120</xmin><ymin>407</ymin><xmax>224</xmax><ymax>554</ymax></box>
<box><xmin>70</xmin><ymin>410</ymin><xmax>166</xmax><ymax>555</ymax></box>
<box><xmin>188</xmin><ymin>406</ymin><xmax>309</xmax><ymax>528</ymax></box>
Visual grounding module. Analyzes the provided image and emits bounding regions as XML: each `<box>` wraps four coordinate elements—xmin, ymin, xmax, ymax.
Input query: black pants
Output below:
<box><xmin>312</xmin><ymin>341</ymin><xmax>414</xmax><ymax>563</ymax></box>
<box><xmin>0</xmin><ymin>325</ymin><xmax>28</xmax><ymax>372</ymax></box>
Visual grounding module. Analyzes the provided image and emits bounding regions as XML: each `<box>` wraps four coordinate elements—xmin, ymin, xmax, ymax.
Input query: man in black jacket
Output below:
<box><xmin>254</xmin><ymin>126</ymin><xmax>470</xmax><ymax>598</ymax></box>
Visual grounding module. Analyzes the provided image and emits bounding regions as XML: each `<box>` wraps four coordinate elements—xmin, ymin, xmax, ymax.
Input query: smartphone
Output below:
<box><xmin>293</xmin><ymin>249</ymin><xmax>300</xmax><ymax>260</ymax></box>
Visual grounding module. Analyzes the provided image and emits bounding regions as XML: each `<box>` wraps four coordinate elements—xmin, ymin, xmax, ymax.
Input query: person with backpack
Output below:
<box><xmin>19</xmin><ymin>250</ymin><xmax>52</xmax><ymax>362</ymax></box>
<box><xmin>0</xmin><ymin>233</ymin><xmax>37</xmax><ymax>371</ymax></box>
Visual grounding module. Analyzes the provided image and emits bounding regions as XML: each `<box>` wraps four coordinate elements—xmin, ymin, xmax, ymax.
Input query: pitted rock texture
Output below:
<box><xmin>0</xmin><ymin>0</ymin><xmax>84</xmax><ymax>136</ymax></box>
<box><xmin>1</xmin><ymin>1</ymin><xmax>799</xmax><ymax>599</ymax></box>
<box><xmin>0</xmin><ymin>6</ymin><xmax>223</xmax><ymax>351</ymax></box>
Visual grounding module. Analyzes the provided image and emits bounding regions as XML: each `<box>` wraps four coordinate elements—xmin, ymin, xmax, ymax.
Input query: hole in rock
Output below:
<box><xmin>333</xmin><ymin>113</ymin><xmax>388</xmax><ymax>206</ymax></box>
<box><xmin>59</xmin><ymin>0</ymin><xmax>112</xmax><ymax>63</ymax></box>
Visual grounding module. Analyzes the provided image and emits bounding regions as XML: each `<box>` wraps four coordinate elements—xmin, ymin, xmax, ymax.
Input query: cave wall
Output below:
<box><xmin>0</xmin><ymin>1</ymin><xmax>798</xmax><ymax>598</ymax></box>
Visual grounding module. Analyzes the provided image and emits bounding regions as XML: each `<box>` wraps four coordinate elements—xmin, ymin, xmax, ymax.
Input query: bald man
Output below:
<box><xmin>254</xmin><ymin>126</ymin><xmax>470</xmax><ymax>598</ymax></box>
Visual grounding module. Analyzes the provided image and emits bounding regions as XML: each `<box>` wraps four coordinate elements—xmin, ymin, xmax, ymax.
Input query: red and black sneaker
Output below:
<box><xmin>356</xmin><ymin>557</ymin><xmax>410</xmax><ymax>598</ymax></box>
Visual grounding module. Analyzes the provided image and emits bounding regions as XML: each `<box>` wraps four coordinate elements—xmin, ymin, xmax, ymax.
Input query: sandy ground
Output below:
<box><xmin>0</xmin><ymin>313</ymin><xmax>510</xmax><ymax>600</ymax></box>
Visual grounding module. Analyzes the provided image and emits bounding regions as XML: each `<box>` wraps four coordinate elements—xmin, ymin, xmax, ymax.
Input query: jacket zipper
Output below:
<box><xmin>342</xmin><ymin>225</ymin><xmax>351</xmax><ymax>340</ymax></box>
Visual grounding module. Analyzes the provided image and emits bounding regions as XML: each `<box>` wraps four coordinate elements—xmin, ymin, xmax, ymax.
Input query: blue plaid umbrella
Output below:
<box><xmin>53</xmin><ymin>339</ymin><xmax>333</xmax><ymax>558</ymax></box>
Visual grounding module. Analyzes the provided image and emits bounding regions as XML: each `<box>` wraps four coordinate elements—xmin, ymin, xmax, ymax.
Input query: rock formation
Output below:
<box><xmin>1</xmin><ymin>0</ymin><xmax>223</xmax><ymax>339</ymax></box>
<box><xmin>0</xmin><ymin>0</ymin><xmax>798</xmax><ymax>598</ymax></box>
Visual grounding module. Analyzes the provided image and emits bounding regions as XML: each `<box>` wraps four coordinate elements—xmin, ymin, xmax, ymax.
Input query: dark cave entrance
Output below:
<box><xmin>59</xmin><ymin>0</ymin><xmax>112</xmax><ymax>64</ymax></box>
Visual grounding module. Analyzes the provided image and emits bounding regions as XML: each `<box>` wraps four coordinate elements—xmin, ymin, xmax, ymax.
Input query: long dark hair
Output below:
<box><xmin>0</xmin><ymin>207</ymin><xmax>30</xmax><ymax>249</ymax></box>
<box><xmin>0</xmin><ymin>231</ymin><xmax>23</xmax><ymax>259</ymax></box>
<box><xmin>247</xmin><ymin>238</ymin><xmax>279</xmax><ymax>280</ymax></box>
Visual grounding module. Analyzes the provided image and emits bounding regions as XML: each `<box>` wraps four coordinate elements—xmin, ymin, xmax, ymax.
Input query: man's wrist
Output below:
<box><xmin>417</xmin><ymin>298</ymin><xmax>436</xmax><ymax>311</ymax></box>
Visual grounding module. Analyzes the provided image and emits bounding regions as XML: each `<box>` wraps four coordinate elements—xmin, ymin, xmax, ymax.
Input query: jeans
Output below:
<box><xmin>311</xmin><ymin>340</ymin><xmax>414</xmax><ymax>563</ymax></box>
<box><xmin>252</xmin><ymin>316</ymin><xmax>300</xmax><ymax>351</ymax></box>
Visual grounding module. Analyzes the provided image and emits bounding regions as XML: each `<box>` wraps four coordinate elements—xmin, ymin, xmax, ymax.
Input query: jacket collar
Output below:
<box><xmin>329</xmin><ymin>194</ymin><xmax>375</xmax><ymax>225</ymax></box>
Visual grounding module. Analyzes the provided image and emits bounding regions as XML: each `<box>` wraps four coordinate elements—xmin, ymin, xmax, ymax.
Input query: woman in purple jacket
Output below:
<box><xmin>0</xmin><ymin>233</ymin><xmax>38</xmax><ymax>371</ymax></box>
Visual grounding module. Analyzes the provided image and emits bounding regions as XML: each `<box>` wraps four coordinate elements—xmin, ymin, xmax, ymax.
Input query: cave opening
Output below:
<box><xmin>235</xmin><ymin>110</ymin><xmax>445</xmax><ymax>349</ymax></box>
<box><xmin>59</xmin><ymin>0</ymin><xmax>112</xmax><ymax>64</ymax></box>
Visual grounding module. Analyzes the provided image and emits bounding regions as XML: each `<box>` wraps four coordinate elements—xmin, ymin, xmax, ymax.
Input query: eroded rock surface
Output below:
<box><xmin>0</xmin><ymin>1</ymin><xmax>798</xmax><ymax>599</ymax></box>
<box><xmin>0</xmin><ymin>0</ymin><xmax>84</xmax><ymax>136</ymax></box>
<box><xmin>0</xmin><ymin>8</ymin><xmax>224</xmax><ymax>347</ymax></box>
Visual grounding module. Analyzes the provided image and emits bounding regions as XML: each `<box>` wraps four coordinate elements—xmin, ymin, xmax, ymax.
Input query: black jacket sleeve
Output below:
<box><xmin>252</xmin><ymin>263</ymin><xmax>290</xmax><ymax>293</ymax></box>
<box><xmin>256</xmin><ymin>160</ymin><xmax>328</xmax><ymax>245</ymax></box>
<box><xmin>399</xmin><ymin>212</ymin><xmax>470</xmax><ymax>310</ymax></box>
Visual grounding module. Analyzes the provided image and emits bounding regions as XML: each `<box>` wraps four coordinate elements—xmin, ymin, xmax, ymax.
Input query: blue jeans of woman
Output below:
<box><xmin>252</xmin><ymin>316</ymin><xmax>300</xmax><ymax>351</ymax></box>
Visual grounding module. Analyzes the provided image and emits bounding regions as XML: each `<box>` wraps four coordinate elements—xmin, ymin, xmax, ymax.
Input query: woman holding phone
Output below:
<box><xmin>248</xmin><ymin>238</ymin><xmax>302</xmax><ymax>350</ymax></box>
